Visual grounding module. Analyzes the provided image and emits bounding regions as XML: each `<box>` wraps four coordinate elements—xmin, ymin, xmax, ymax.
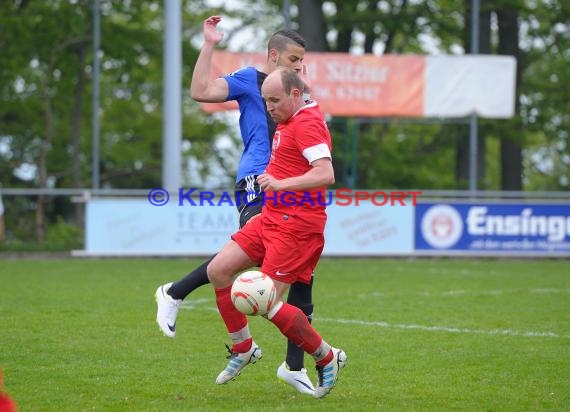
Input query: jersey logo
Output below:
<box><xmin>271</xmin><ymin>131</ymin><xmax>281</xmax><ymax>160</ymax></box>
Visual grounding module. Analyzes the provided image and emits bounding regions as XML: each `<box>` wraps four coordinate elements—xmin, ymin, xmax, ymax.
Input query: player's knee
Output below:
<box><xmin>206</xmin><ymin>258</ymin><xmax>230</xmax><ymax>287</ymax></box>
<box><xmin>206</xmin><ymin>260</ymin><xmax>217</xmax><ymax>283</ymax></box>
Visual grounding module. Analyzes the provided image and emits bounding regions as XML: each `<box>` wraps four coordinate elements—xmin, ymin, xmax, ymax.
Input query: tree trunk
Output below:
<box><xmin>71</xmin><ymin>42</ymin><xmax>88</xmax><ymax>227</ymax></box>
<box><xmin>497</xmin><ymin>8</ymin><xmax>522</xmax><ymax>190</ymax></box>
<box><xmin>36</xmin><ymin>87</ymin><xmax>54</xmax><ymax>245</ymax></box>
<box><xmin>298</xmin><ymin>0</ymin><xmax>328</xmax><ymax>51</ymax></box>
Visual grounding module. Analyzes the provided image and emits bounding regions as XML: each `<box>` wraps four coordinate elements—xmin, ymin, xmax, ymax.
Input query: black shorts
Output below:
<box><xmin>235</xmin><ymin>176</ymin><xmax>263</xmax><ymax>228</ymax></box>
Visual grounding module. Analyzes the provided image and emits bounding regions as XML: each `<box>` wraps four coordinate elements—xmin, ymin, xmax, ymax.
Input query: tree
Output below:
<box><xmin>0</xmin><ymin>1</ymin><xmax>231</xmax><ymax>244</ymax></box>
<box><xmin>517</xmin><ymin>0</ymin><xmax>570</xmax><ymax>190</ymax></box>
<box><xmin>497</xmin><ymin>6</ymin><xmax>523</xmax><ymax>190</ymax></box>
<box><xmin>0</xmin><ymin>0</ymin><xmax>93</xmax><ymax>243</ymax></box>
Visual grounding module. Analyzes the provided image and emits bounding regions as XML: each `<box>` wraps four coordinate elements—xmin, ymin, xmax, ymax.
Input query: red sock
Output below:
<box><xmin>316</xmin><ymin>350</ymin><xmax>334</xmax><ymax>366</ymax></box>
<box><xmin>215</xmin><ymin>286</ymin><xmax>251</xmax><ymax>353</ymax></box>
<box><xmin>270</xmin><ymin>303</ymin><xmax>323</xmax><ymax>353</ymax></box>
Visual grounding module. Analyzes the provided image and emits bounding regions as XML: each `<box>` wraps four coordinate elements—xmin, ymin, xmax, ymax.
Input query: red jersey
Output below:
<box><xmin>263</xmin><ymin>101</ymin><xmax>332</xmax><ymax>233</ymax></box>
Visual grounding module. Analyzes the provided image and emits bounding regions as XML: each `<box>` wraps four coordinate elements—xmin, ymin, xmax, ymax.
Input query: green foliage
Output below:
<box><xmin>44</xmin><ymin>217</ymin><xmax>84</xmax><ymax>249</ymax></box>
<box><xmin>359</xmin><ymin>121</ymin><xmax>460</xmax><ymax>189</ymax></box>
<box><xmin>0</xmin><ymin>196</ymin><xmax>36</xmax><ymax>247</ymax></box>
<box><xmin>0</xmin><ymin>196</ymin><xmax>84</xmax><ymax>251</ymax></box>
<box><xmin>0</xmin><ymin>258</ymin><xmax>568</xmax><ymax>411</ymax></box>
<box><xmin>517</xmin><ymin>1</ymin><xmax>570</xmax><ymax>190</ymax></box>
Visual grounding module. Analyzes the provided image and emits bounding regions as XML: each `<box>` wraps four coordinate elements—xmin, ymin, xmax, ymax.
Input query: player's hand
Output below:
<box><xmin>299</xmin><ymin>64</ymin><xmax>312</xmax><ymax>96</ymax></box>
<box><xmin>203</xmin><ymin>15</ymin><xmax>224</xmax><ymax>45</ymax></box>
<box><xmin>257</xmin><ymin>173</ymin><xmax>282</xmax><ymax>191</ymax></box>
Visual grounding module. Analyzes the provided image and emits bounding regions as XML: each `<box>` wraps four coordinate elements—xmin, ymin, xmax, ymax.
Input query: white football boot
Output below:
<box><xmin>314</xmin><ymin>348</ymin><xmax>347</xmax><ymax>399</ymax></box>
<box><xmin>155</xmin><ymin>282</ymin><xmax>181</xmax><ymax>338</ymax></box>
<box><xmin>216</xmin><ymin>342</ymin><xmax>262</xmax><ymax>384</ymax></box>
<box><xmin>277</xmin><ymin>362</ymin><xmax>315</xmax><ymax>395</ymax></box>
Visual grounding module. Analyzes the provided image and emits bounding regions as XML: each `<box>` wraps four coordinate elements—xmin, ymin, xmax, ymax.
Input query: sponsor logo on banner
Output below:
<box><xmin>420</xmin><ymin>204</ymin><xmax>463</xmax><ymax>249</ymax></box>
<box><xmin>416</xmin><ymin>203</ymin><xmax>570</xmax><ymax>254</ymax></box>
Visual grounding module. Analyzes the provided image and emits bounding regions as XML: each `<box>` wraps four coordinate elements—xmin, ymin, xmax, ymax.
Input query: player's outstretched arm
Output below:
<box><xmin>190</xmin><ymin>15</ymin><xmax>229</xmax><ymax>103</ymax></box>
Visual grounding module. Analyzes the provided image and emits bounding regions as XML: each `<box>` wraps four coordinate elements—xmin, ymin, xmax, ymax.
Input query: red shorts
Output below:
<box><xmin>231</xmin><ymin>215</ymin><xmax>324</xmax><ymax>285</ymax></box>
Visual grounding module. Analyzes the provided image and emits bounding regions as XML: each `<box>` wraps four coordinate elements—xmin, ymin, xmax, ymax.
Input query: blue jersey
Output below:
<box><xmin>224</xmin><ymin>67</ymin><xmax>275</xmax><ymax>182</ymax></box>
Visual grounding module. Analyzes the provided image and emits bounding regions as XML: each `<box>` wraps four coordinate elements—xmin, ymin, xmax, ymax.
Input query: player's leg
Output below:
<box><xmin>209</xmin><ymin>219</ymin><xmax>265</xmax><ymax>384</ymax></box>
<box><xmin>263</xmin><ymin>230</ymin><xmax>346</xmax><ymax>398</ymax></box>
<box><xmin>154</xmin><ymin>183</ymin><xmax>259</xmax><ymax>338</ymax></box>
<box><xmin>276</xmin><ymin>277</ymin><xmax>316</xmax><ymax>395</ymax></box>
<box><xmin>240</xmin><ymin>187</ymin><xmax>317</xmax><ymax>393</ymax></box>
<box><xmin>168</xmin><ymin>257</ymin><xmax>214</xmax><ymax>299</ymax></box>
<box><xmin>267</xmin><ymin>291</ymin><xmax>346</xmax><ymax>399</ymax></box>
<box><xmin>155</xmin><ymin>256</ymin><xmax>213</xmax><ymax>338</ymax></box>
<box><xmin>285</xmin><ymin>278</ymin><xmax>314</xmax><ymax>368</ymax></box>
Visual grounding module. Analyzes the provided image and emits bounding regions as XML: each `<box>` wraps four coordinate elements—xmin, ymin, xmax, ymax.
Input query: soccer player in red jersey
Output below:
<box><xmin>155</xmin><ymin>15</ymin><xmax>318</xmax><ymax>395</ymax></box>
<box><xmin>207</xmin><ymin>68</ymin><xmax>346</xmax><ymax>399</ymax></box>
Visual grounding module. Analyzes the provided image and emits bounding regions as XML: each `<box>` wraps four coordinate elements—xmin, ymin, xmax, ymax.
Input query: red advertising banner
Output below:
<box><xmin>201</xmin><ymin>51</ymin><xmax>425</xmax><ymax>117</ymax></box>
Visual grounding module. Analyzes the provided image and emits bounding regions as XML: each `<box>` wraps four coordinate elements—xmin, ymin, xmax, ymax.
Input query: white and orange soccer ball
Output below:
<box><xmin>231</xmin><ymin>271</ymin><xmax>277</xmax><ymax>316</ymax></box>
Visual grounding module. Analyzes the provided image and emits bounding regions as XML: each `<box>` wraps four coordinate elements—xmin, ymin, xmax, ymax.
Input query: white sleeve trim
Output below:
<box><xmin>303</xmin><ymin>143</ymin><xmax>331</xmax><ymax>163</ymax></box>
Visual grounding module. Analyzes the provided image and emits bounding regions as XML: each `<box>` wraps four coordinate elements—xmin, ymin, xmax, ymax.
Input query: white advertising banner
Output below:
<box><xmin>85</xmin><ymin>199</ymin><xmax>239</xmax><ymax>255</ymax></box>
<box><xmin>84</xmin><ymin>197</ymin><xmax>415</xmax><ymax>256</ymax></box>
<box><xmin>324</xmin><ymin>202</ymin><xmax>414</xmax><ymax>255</ymax></box>
<box><xmin>424</xmin><ymin>55</ymin><xmax>517</xmax><ymax>118</ymax></box>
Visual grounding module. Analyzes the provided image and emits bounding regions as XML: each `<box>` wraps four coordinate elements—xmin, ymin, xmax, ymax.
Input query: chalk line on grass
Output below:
<box><xmin>360</xmin><ymin>288</ymin><xmax>569</xmax><ymax>298</ymax></box>
<box><xmin>181</xmin><ymin>300</ymin><xmax>568</xmax><ymax>339</ymax></box>
<box><xmin>316</xmin><ymin>317</ymin><xmax>569</xmax><ymax>339</ymax></box>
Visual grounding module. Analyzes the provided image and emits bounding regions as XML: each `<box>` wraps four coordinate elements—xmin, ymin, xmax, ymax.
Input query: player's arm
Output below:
<box><xmin>300</xmin><ymin>64</ymin><xmax>311</xmax><ymax>101</ymax></box>
<box><xmin>258</xmin><ymin>157</ymin><xmax>334</xmax><ymax>191</ymax></box>
<box><xmin>190</xmin><ymin>16</ymin><xmax>229</xmax><ymax>103</ymax></box>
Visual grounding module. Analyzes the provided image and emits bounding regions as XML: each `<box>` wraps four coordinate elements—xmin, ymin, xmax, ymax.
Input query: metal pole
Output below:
<box><xmin>469</xmin><ymin>0</ymin><xmax>480</xmax><ymax>193</ymax></box>
<box><xmin>163</xmin><ymin>0</ymin><xmax>182</xmax><ymax>191</ymax></box>
<box><xmin>92</xmin><ymin>0</ymin><xmax>100</xmax><ymax>191</ymax></box>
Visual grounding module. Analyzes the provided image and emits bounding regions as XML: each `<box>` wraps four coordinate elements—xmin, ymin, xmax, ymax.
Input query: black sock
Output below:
<box><xmin>285</xmin><ymin>278</ymin><xmax>314</xmax><ymax>371</ymax></box>
<box><xmin>167</xmin><ymin>255</ymin><xmax>216</xmax><ymax>300</ymax></box>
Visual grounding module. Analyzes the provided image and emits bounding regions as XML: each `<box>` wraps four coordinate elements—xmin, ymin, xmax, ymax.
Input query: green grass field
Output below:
<box><xmin>1</xmin><ymin>258</ymin><xmax>569</xmax><ymax>411</ymax></box>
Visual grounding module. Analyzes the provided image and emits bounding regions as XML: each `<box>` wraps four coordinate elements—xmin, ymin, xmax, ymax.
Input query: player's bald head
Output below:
<box><xmin>262</xmin><ymin>68</ymin><xmax>305</xmax><ymax>124</ymax></box>
<box><xmin>263</xmin><ymin>67</ymin><xmax>304</xmax><ymax>95</ymax></box>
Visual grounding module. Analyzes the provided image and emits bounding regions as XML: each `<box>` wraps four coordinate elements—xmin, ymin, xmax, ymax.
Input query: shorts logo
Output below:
<box><xmin>275</xmin><ymin>270</ymin><xmax>289</xmax><ymax>276</ymax></box>
<box><xmin>421</xmin><ymin>204</ymin><xmax>463</xmax><ymax>249</ymax></box>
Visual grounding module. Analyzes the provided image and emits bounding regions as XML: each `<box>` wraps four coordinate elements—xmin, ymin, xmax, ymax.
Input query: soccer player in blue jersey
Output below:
<box><xmin>155</xmin><ymin>15</ymin><xmax>315</xmax><ymax>395</ymax></box>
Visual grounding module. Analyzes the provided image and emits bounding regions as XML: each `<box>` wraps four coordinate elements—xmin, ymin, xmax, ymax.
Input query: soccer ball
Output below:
<box><xmin>231</xmin><ymin>271</ymin><xmax>277</xmax><ymax>316</ymax></box>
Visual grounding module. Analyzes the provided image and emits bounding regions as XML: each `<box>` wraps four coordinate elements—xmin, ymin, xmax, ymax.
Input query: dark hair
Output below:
<box><xmin>278</xmin><ymin>68</ymin><xmax>304</xmax><ymax>94</ymax></box>
<box><xmin>267</xmin><ymin>29</ymin><xmax>306</xmax><ymax>52</ymax></box>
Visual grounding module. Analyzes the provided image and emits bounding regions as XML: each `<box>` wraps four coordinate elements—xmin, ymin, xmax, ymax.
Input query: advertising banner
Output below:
<box><xmin>84</xmin><ymin>198</ymin><xmax>569</xmax><ymax>257</ymax></box>
<box><xmin>200</xmin><ymin>52</ymin><xmax>516</xmax><ymax>118</ymax></box>
<box><xmin>416</xmin><ymin>203</ymin><xmax>570</xmax><ymax>255</ymax></box>
<box><xmin>86</xmin><ymin>199</ymin><xmax>238</xmax><ymax>255</ymax></box>
<box><xmin>324</xmin><ymin>201</ymin><xmax>414</xmax><ymax>255</ymax></box>
<box><xmin>84</xmin><ymin>195</ymin><xmax>415</xmax><ymax>256</ymax></box>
